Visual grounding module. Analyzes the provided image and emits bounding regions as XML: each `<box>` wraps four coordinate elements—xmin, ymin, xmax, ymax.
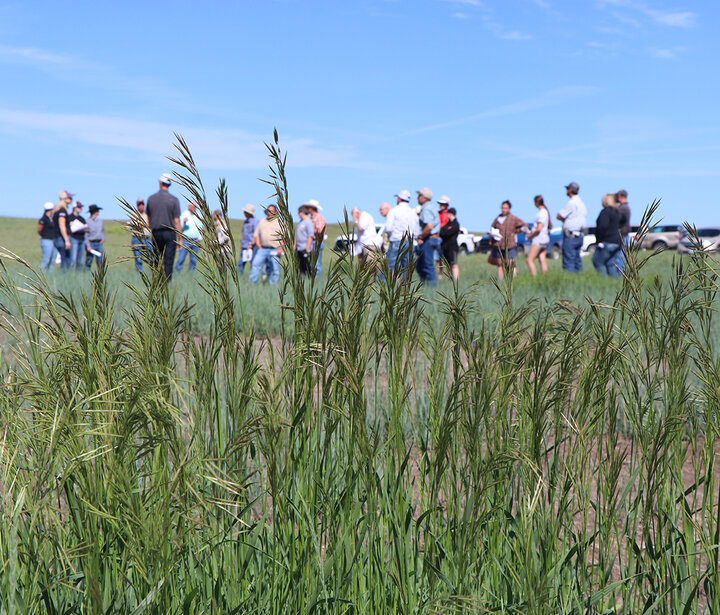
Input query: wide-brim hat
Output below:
<box><xmin>303</xmin><ymin>199</ymin><xmax>323</xmax><ymax>211</ymax></box>
<box><xmin>243</xmin><ymin>203</ymin><xmax>256</xmax><ymax>215</ymax></box>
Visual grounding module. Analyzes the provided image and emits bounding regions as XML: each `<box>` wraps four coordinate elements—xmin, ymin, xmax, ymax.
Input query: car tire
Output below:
<box><xmin>652</xmin><ymin>241</ymin><xmax>667</xmax><ymax>252</ymax></box>
<box><xmin>459</xmin><ymin>244</ymin><xmax>468</xmax><ymax>255</ymax></box>
<box><xmin>550</xmin><ymin>245</ymin><xmax>561</xmax><ymax>260</ymax></box>
<box><xmin>515</xmin><ymin>244</ymin><xmax>525</xmax><ymax>255</ymax></box>
<box><xmin>586</xmin><ymin>244</ymin><xmax>596</xmax><ymax>255</ymax></box>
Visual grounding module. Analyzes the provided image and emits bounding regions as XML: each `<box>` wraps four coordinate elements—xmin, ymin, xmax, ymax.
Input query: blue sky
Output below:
<box><xmin>0</xmin><ymin>0</ymin><xmax>717</xmax><ymax>231</ymax></box>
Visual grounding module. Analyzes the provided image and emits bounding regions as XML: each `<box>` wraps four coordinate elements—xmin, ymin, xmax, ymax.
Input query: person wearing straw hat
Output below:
<box><xmin>146</xmin><ymin>172</ymin><xmax>181</xmax><ymax>281</ymax></box>
<box><xmin>238</xmin><ymin>203</ymin><xmax>259</xmax><ymax>274</ymax></box>
<box><xmin>436</xmin><ymin>195</ymin><xmax>451</xmax><ymax>275</ymax></box>
<box><xmin>304</xmin><ymin>199</ymin><xmax>326</xmax><ymax>275</ymax></box>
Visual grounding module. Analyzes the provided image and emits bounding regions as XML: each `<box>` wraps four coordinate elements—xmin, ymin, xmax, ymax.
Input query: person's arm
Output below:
<box><xmin>100</xmin><ymin>221</ymin><xmax>105</xmax><ymax>244</ymax></box>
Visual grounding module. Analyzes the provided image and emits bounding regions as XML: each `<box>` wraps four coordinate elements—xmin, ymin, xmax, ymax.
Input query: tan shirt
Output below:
<box><xmin>254</xmin><ymin>217</ymin><xmax>283</xmax><ymax>248</ymax></box>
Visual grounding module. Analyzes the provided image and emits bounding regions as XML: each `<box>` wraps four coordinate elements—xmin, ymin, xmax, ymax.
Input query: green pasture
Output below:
<box><xmin>1</xmin><ymin>138</ymin><xmax>719</xmax><ymax>613</ymax></box>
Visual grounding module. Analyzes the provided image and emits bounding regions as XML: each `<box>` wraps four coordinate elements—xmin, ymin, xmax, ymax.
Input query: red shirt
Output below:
<box><xmin>439</xmin><ymin>209</ymin><xmax>449</xmax><ymax>227</ymax></box>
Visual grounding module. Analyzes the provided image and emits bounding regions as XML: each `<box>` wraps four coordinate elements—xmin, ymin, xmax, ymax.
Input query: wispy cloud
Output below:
<box><xmin>442</xmin><ymin>0</ymin><xmax>483</xmax><ymax>5</ymax></box>
<box><xmin>404</xmin><ymin>86</ymin><xmax>599</xmax><ymax>136</ymax></box>
<box><xmin>598</xmin><ymin>0</ymin><xmax>696</xmax><ymax>28</ymax></box>
<box><xmin>0</xmin><ymin>43</ymin><xmax>90</xmax><ymax>69</ymax></box>
<box><xmin>0</xmin><ymin>108</ymin><xmax>362</xmax><ymax>170</ymax></box>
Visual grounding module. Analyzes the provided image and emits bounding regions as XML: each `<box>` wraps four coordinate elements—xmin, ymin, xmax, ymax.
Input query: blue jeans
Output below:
<box><xmin>315</xmin><ymin>241</ymin><xmax>324</xmax><ymax>275</ymax></box>
<box><xmin>175</xmin><ymin>238</ymin><xmax>200</xmax><ymax>271</ymax></box>
<box><xmin>131</xmin><ymin>236</ymin><xmax>151</xmax><ymax>272</ymax></box>
<box><xmin>386</xmin><ymin>237</ymin><xmax>413</xmax><ymax>278</ymax></box>
<box><xmin>615</xmin><ymin>236</ymin><xmax>631</xmax><ymax>273</ymax></box>
<box><xmin>85</xmin><ymin>241</ymin><xmax>104</xmax><ymax>269</ymax></box>
<box><xmin>175</xmin><ymin>239</ymin><xmax>200</xmax><ymax>272</ymax></box>
<box><xmin>592</xmin><ymin>243</ymin><xmax>622</xmax><ymax>277</ymax></box>
<box><xmin>40</xmin><ymin>239</ymin><xmax>57</xmax><ymax>270</ymax></box>
<box><xmin>562</xmin><ymin>234</ymin><xmax>583</xmax><ymax>273</ymax></box>
<box><xmin>416</xmin><ymin>236</ymin><xmax>440</xmax><ymax>285</ymax></box>
<box><xmin>249</xmin><ymin>247</ymin><xmax>281</xmax><ymax>284</ymax></box>
<box><xmin>54</xmin><ymin>237</ymin><xmax>71</xmax><ymax>270</ymax></box>
<box><xmin>69</xmin><ymin>237</ymin><xmax>86</xmax><ymax>270</ymax></box>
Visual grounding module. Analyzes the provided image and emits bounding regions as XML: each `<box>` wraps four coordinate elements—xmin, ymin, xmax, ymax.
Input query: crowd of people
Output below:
<box><xmin>37</xmin><ymin>191</ymin><xmax>105</xmax><ymax>270</ymax></box>
<box><xmin>486</xmin><ymin>182</ymin><xmax>631</xmax><ymax>279</ymax></box>
<box><xmin>37</xmin><ymin>174</ymin><xmax>631</xmax><ymax>283</ymax></box>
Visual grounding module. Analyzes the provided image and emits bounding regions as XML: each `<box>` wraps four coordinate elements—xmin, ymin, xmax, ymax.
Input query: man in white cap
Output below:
<box><xmin>146</xmin><ymin>172</ymin><xmax>181</xmax><ymax>281</ymax></box>
<box><xmin>237</xmin><ymin>203</ymin><xmax>259</xmax><ymax>274</ymax></box>
<box><xmin>304</xmin><ymin>199</ymin><xmax>326</xmax><ymax>275</ymax></box>
<box><xmin>415</xmin><ymin>187</ymin><xmax>440</xmax><ymax>285</ymax></box>
<box><xmin>556</xmin><ymin>181</ymin><xmax>587</xmax><ymax>273</ymax></box>
<box><xmin>383</xmin><ymin>190</ymin><xmax>419</xmax><ymax>277</ymax></box>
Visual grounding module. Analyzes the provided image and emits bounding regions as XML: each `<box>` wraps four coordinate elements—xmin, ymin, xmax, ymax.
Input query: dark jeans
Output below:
<box><xmin>152</xmin><ymin>229</ymin><xmax>178</xmax><ymax>282</ymax></box>
<box><xmin>69</xmin><ymin>237</ymin><xmax>86</xmax><ymax>270</ymax></box>
<box><xmin>85</xmin><ymin>241</ymin><xmax>104</xmax><ymax>269</ymax></box>
<box><xmin>562</xmin><ymin>234</ymin><xmax>583</xmax><ymax>273</ymax></box>
<box><xmin>415</xmin><ymin>237</ymin><xmax>440</xmax><ymax>286</ymax></box>
<box><xmin>297</xmin><ymin>250</ymin><xmax>311</xmax><ymax>275</ymax></box>
<box><xmin>54</xmin><ymin>237</ymin><xmax>71</xmax><ymax>270</ymax></box>
<box><xmin>592</xmin><ymin>242</ymin><xmax>622</xmax><ymax>277</ymax></box>
<box><xmin>131</xmin><ymin>236</ymin><xmax>151</xmax><ymax>272</ymax></box>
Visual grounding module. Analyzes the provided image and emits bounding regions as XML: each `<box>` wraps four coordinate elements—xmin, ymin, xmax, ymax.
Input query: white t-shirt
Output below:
<box><xmin>180</xmin><ymin>209</ymin><xmax>201</xmax><ymax>240</ymax></box>
<box><xmin>532</xmin><ymin>208</ymin><xmax>550</xmax><ymax>245</ymax></box>
<box><xmin>385</xmin><ymin>202</ymin><xmax>419</xmax><ymax>242</ymax></box>
<box><xmin>355</xmin><ymin>211</ymin><xmax>381</xmax><ymax>253</ymax></box>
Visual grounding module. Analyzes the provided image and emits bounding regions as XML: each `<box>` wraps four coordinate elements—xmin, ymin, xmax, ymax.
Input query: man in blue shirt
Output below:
<box><xmin>415</xmin><ymin>187</ymin><xmax>440</xmax><ymax>285</ymax></box>
<box><xmin>238</xmin><ymin>204</ymin><xmax>259</xmax><ymax>274</ymax></box>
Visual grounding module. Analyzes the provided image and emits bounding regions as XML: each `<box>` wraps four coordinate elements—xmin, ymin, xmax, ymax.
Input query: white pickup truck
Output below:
<box><xmin>334</xmin><ymin>225</ymin><xmax>478</xmax><ymax>254</ymax></box>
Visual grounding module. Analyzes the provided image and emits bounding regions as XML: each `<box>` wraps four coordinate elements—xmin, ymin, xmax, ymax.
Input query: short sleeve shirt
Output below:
<box><xmin>419</xmin><ymin>202</ymin><xmax>440</xmax><ymax>234</ymax></box>
<box><xmin>557</xmin><ymin>195</ymin><xmax>587</xmax><ymax>233</ymax></box>
<box><xmin>146</xmin><ymin>189</ymin><xmax>181</xmax><ymax>231</ymax></box>
<box><xmin>533</xmin><ymin>208</ymin><xmax>550</xmax><ymax>244</ymax></box>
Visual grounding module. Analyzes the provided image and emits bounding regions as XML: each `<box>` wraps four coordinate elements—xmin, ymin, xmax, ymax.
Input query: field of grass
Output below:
<box><xmin>1</xmin><ymin>139</ymin><xmax>719</xmax><ymax>613</ymax></box>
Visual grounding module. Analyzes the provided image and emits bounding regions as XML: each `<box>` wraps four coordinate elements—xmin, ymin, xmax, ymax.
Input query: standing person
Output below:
<box><xmin>38</xmin><ymin>202</ymin><xmax>59</xmax><ymax>270</ymax></box>
<box><xmin>616</xmin><ymin>189</ymin><xmax>631</xmax><ymax>271</ymax></box>
<box><xmin>175</xmin><ymin>201</ymin><xmax>202</xmax><ymax>273</ymax></box>
<box><xmin>592</xmin><ymin>193</ymin><xmax>623</xmax><ymax>278</ymax></box>
<box><xmin>415</xmin><ymin>187</ymin><xmax>440</xmax><ymax>285</ymax></box>
<box><xmin>351</xmin><ymin>207</ymin><xmax>381</xmax><ymax>264</ymax></box>
<box><xmin>68</xmin><ymin>202</ymin><xmax>88</xmax><ymax>270</ymax></box>
<box><xmin>305</xmin><ymin>200</ymin><xmax>326</xmax><ymax>275</ymax></box>
<box><xmin>238</xmin><ymin>204</ymin><xmax>259</xmax><ymax>274</ymax></box>
<box><xmin>249</xmin><ymin>204</ymin><xmax>283</xmax><ymax>285</ymax></box>
<box><xmin>383</xmin><ymin>190</ymin><xmax>419</xmax><ymax>277</ymax></box>
<box><xmin>489</xmin><ymin>200</ymin><xmax>527</xmax><ymax>280</ymax></box>
<box><xmin>436</xmin><ymin>196</ymin><xmax>451</xmax><ymax>274</ymax></box>
<box><xmin>52</xmin><ymin>191</ymin><xmax>73</xmax><ymax>269</ymax></box>
<box><xmin>526</xmin><ymin>195</ymin><xmax>551</xmax><ymax>276</ymax></box>
<box><xmin>146</xmin><ymin>173</ymin><xmax>181</xmax><ymax>282</ymax></box>
<box><xmin>439</xmin><ymin>206</ymin><xmax>460</xmax><ymax>280</ymax></box>
<box><xmin>130</xmin><ymin>198</ymin><xmax>151</xmax><ymax>273</ymax></box>
<box><xmin>85</xmin><ymin>205</ymin><xmax>105</xmax><ymax>270</ymax></box>
<box><xmin>556</xmin><ymin>181</ymin><xmax>587</xmax><ymax>273</ymax></box>
<box><xmin>213</xmin><ymin>209</ymin><xmax>233</xmax><ymax>266</ymax></box>
<box><xmin>295</xmin><ymin>205</ymin><xmax>314</xmax><ymax>275</ymax></box>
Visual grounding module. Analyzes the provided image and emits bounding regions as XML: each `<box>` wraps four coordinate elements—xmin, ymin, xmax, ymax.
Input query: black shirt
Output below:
<box><xmin>439</xmin><ymin>218</ymin><xmax>460</xmax><ymax>252</ymax></box>
<box><xmin>68</xmin><ymin>212</ymin><xmax>87</xmax><ymax>240</ymax></box>
<box><xmin>146</xmin><ymin>189</ymin><xmax>180</xmax><ymax>231</ymax></box>
<box><xmin>52</xmin><ymin>208</ymin><xmax>68</xmax><ymax>239</ymax></box>
<box><xmin>38</xmin><ymin>212</ymin><xmax>58</xmax><ymax>240</ymax></box>
<box><xmin>595</xmin><ymin>207</ymin><xmax>622</xmax><ymax>244</ymax></box>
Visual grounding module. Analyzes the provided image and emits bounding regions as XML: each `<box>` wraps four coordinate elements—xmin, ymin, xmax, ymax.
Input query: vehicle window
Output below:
<box><xmin>697</xmin><ymin>229</ymin><xmax>720</xmax><ymax>238</ymax></box>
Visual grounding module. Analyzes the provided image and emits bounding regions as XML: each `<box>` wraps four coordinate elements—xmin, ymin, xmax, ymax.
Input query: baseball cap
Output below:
<box><xmin>416</xmin><ymin>187</ymin><xmax>433</xmax><ymax>200</ymax></box>
<box><xmin>243</xmin><ymin>203</ymin><xmax>256</xmax><ymax>215</ymax></box>
<box><xmin>59</xmin><ymin>190</ymin><xmax>75</xmax><ymax>200</ymax></box>
<box><xmin>394</xmin><ymin>190</ymin><xmax>411</xmax><ymax>202</ymax></box>
<box><xmin>437</xmin><ymin>195</ymin><xmax>451</xmax><ymax>206</ymax></box>
<box><xmin>565</xmin><ymin>181</ymin><xmax>580</xmax><ymax>193</ymax></box>
<box><xmin>43</xmin><ymin>202</ymin><xmax>54</xmax><ymax>210</ymax></box>
<box><xmin>303</xmin><ymin>199</ymin><xmax>323</xmax><ymax>211</ymax></box>
<box><xmin>447</xmin><ymin>207</ymin><xmax>457</xmax><ymax>215</ymax></box>
<box><xmin>159</xmin><ymin>173</ymin><xmax>173</xmax><ymax>185</ymax></box>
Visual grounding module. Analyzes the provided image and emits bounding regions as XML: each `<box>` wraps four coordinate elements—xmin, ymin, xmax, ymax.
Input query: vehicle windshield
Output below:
<box><xmin>697</xmin><ymin>229</ymin><xmax>720</xmax><ymax>238</ymax></box>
